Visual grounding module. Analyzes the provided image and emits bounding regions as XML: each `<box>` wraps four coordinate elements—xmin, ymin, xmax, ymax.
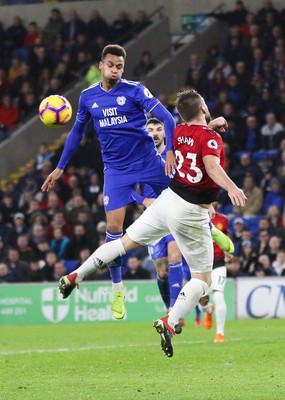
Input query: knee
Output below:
<box><xmin>156</xmin><ymin>264</ymin><xmax>169</xmax><ymax>279</ymax></box>
<box><xmin>199</xmin><ymin>294</ymin><xmax>210</xmax><ymax>306</ymax></box>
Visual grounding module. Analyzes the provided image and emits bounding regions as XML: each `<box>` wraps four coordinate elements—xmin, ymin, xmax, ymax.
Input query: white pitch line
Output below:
<box><xmin>0</xmin><ymin>338</ymin><xmax>242</xmax><ymax>356</ymax></box>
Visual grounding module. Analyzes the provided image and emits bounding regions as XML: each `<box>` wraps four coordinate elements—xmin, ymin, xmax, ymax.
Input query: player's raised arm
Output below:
<box><xmin>203</xmin><ymin>154</ymin><xmax>247</xmax><ymax>207</ymax></box>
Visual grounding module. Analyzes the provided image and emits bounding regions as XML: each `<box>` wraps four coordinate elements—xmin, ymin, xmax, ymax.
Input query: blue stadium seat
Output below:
<box><xmin>64</xmin><ymin>260</ymin><xmax>77</xmax><ymax>273</ymax></box>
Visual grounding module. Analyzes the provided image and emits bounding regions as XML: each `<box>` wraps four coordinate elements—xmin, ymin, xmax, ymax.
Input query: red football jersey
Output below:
<box><xmin>170</xmin><ymin>124</ymin><xmax>225</xmax><ymax>204</ymax></box>
<box><xmin>212</xmin><ymin>212</ymin><xmax>229</xmax><ymax>264</ymax></box>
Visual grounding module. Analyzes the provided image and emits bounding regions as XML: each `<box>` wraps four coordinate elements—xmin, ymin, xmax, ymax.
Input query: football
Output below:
<box><xmin>39</xmin><ymin>95</ymin><xmax>72</xmax><ymax>128</ymax></box>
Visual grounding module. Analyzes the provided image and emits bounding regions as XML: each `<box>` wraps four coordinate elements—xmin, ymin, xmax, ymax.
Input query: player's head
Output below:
<box><xmin>100</xmin><ymin>44</ymin><xmax>126</xmax><ymax>84</ymax></box>
<box><xmin>146</xmin><ymin>117</ymin><xmax>165</xmax><ymax>148</ymax></box>
<box><xmin>175</xmin><ymin>88</ymin><xmax>211</xmax><ymax>123</ymax></box>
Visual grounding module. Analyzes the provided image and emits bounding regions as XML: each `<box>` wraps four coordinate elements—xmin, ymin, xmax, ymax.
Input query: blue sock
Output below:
<box><xmin>106</xmin><ymin>230</ymin><xmax>123</xmax><ymax>283</ymax></box>
<box><xmin>182</xmin><ymin>256</ymin><xmax>191</xmax><ymax>282</ymax></box>
<box><xmin>169</xmin><ymin>261</ymin><xmax>183</xmax><ymax>308</ymax></box>
<box><xmin>157</xmin><ymin>275</ymin><xmax>170</xmax><ymax>310</ymax></box>
<box><xmin>195</xmin><ymin>305</ymin><xmax>201</xmax><ymax>319</ymax></box>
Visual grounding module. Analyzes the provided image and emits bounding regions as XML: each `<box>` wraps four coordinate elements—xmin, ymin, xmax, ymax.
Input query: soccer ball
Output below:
<box><xmin>39</xmin><ymin>95</ymin><xmax>72</xmax><ymax>128</ymax></box>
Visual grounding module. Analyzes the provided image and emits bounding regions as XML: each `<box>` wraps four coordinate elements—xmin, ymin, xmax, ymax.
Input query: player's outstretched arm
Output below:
<box><xmin>203</xmin><ymin>155</ymin><xmax>247</xmax><ymax>207</ymax></box>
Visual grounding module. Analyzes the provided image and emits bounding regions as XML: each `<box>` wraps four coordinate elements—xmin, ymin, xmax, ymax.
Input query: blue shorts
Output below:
<box><xmin>103</xmin><ymin>150</ymin><xmax>170</xmax><ymax>211</ymax></box>
<box><xmin>148</xmin><ymin>234</ymin><xmax>175</xmax><ymax>260</ymax></box>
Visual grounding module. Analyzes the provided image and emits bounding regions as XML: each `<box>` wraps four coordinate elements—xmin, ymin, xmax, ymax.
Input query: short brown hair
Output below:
<box><xmin>175</xmin><ymin>88</ymin><xmax>202</xmax><ymax>122</ymax></box>
<box><xmin>101</xmin><ymin>44</ymin><xmax>127</xmax><ymax>60</ymax></box>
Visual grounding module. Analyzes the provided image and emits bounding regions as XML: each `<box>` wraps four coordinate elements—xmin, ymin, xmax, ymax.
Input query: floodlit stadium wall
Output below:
<box><xmin>0</xmin><ymin>278</ymin><xmax>284</xmax><ymax>325</ymax></box>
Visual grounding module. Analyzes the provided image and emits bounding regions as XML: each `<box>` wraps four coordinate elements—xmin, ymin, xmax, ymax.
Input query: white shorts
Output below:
<box><xmin>126</xmin><ymin>188</ymin><xmax>213</xmax><ymax>273</ymax></box>
<box><xmin>211</xmin><ymin>266</ymin><xmax>227</xmax><ymax>292</ymax></box>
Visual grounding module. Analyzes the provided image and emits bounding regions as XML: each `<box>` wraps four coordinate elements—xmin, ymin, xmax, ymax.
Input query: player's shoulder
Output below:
<box><xmin>120</xmin><ymin>78</ymin><xmax>141</xmax><ymax>87</ymax></box>
<box><xmin>81</xmin><ymin>81</ymin><xmax>101</xmax><ymax>96</ymax></box>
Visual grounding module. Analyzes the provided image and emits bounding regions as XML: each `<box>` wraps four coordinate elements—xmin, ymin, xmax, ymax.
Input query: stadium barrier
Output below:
<box><xmin>0</xmin><ymin>280</ymin><xmax>235</xmax><ymax>325</ymax></box>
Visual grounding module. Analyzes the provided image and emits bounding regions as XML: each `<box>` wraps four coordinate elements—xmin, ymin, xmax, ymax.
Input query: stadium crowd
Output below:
<box><xmin>1</xmin><ymin>0</ymin><xmax>285</xmax><ymax>283</ymax></box>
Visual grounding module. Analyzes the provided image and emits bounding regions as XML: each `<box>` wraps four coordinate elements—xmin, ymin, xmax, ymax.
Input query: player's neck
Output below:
<box><xmin>101</xmin><ymin>78</ymin><xmax>120</xmax><ymax>91</ymax></box>
<box><xmin>186</xmin><ymin>116</ymin><xmax>207</xmax><ymax>126</ymax></box>
<box><xmin>157</xmin><ymin>143</ymin><xmax>165</xmax><ymax>154</ymax></box>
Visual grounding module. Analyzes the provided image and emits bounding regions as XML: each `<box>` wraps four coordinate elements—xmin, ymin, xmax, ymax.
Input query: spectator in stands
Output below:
<box><xmin>24</xmin><ymin>21</ymin><xmax>40</xmax><ymax>48</ymax></box>
<box><xmin>123</xmin><ymin>255</ymin><xmax>151</xmax><ymax>279</ymax></box>
<box><xmin>63</xmin><ymin>223</ymin><xmax>94</xmax><ymax>260</ymax></box>
<box><xmin>258</xmin><ymin>253</ymin><xmax>278</xmax><ymax>276</ymax></box>
<box><xmin>93</xmin><ymin>193</ymin><xmax>106</xmax><ymax>225</ymax></box>
<box><xmin>207</xmin><ymin>56</ymin><xmax>232</xmax><ymax>81</ymax></box>
<box><xmin>27</xmin><ymin>258</ymin><xmax>44</xmax><ymax>282</ymax></box>
<box><xmin>29</xmin><ymin>45</ymin><xmax>52</xmax><ymax>80</ymax></box>
<box><xmin>54</xmin><ymin>61</ymin><xmax>75</xmax><ymax>88</ymax></box>
<box><xmin>266</xmin><ymin>204</ymin><xmax>283</xmax><ymax>230</ymax></box>
<box><xmin>66</xmin><ymin>193</ymin><xmax>91</xmax><ymax>225</ymax></box>
<box><xmin>243</xmin><ymin>116</ymin><xmax>261</xmax><ymax>151</ymax></box>
<box><xmin>267</xmin><ymin>235</ymin><xmax>282</xmax><ymax>263</ymax></box>
<box><xmin>0</xmin><ymin>261</ymin><xmax>18</xmax><ymax>283</ymax></box>
<box><xmin>255</xmin><ymin>229</ymin><xmax>271</xmax><ymax>256</ymax></box>
<box><xmin>29</xmin><ymin>223</ymin><xmax>47</xmax><ymax>252</ymax></box>
<box><xmin>46</xmin><ymin>209</ymin><xmax>71</xmax><ymax>240</ymax></box>
<box><xmin>256</xmin><ymin>0</ymin><xmax>280</xmax><ymax>28</ymax></box>
<box><xmin>214</xmin><ymin>1</ymin><xmax>248</xmax><ymax>26</ymax></box>
<box><xmin>85</xmin><ymin>59</ymin><xmax>101</xmax><ymax>87</ymax></box>
<box><xmin>275</xmin><ymin>90</ymin><xmax>285</xmax><ymax>126</ymax></box>
<box><xmin>16</xmin><ymin>234</ymin><xmax>36</xmax><ymax>263</ymax></box>
<box><xmin>272</xmin><ymin>249</ymin><xmax>285</xmax><ymax>275</ymax></box>
<box><xmin>230</xmin><ymin>153</ymin><xmax>262</xmax><ymax>187</ymax></box>
<box><xmin>0</xmin><ymin>194</ymin><xmax>16</xmax><ymax>224</ymax></box>
<box><xmin>53</xmin><ymin>259</ymin><xmax>67</xmax><ymax>281</ymax></box>
<box><xmin>0</xmin><ymin>68</ymin><xmax>10</xmax><ymax>100</ymax></box>
<box><xmin>41</xmin><ymin>251</ymin><xmax>58</xmax><ymax>281</ymax></box>
<box><xmin>49</xmin><ymin>227</ymin><xmax>70</xmax><ymax>259</ymax></box>
<box><xmin>42</xmin><ymin>8</ymin><xmax>65</xmax><ymax>46</ymax></box>
<box><xmin>61</xmin><ymin>9</ymin><xmax>86</xmax><ymax>47</ymax></box>
<box><xmin>35</xmin><ymin>238</ymin><xmax>50</xmax><ymax>262</ymax></box>
<box><xmin>7</xmin><ymin>247</ymin><xmax>29</xmax><ymax>282</ymax></box>
<box><xmin>7</xmin><ymin>212</ymin><xmax>27</xmax><ymax>245</ymax></box>
<box><xmin>76</xmin><ymin>210</ymin><xmax>97</xmax><ymax>239</ymax></box>
<box><xmin>4</xmin><ymin>16</ymin><xmax>27</xmax><ymax>55</ymax></box>
<box><xmin>263</xmin><ymin>177</ymin><xmax>284</xmax><ymax>213</ymax></box>
<box><xmin>0</xmin><ymin>94</ymin><xmax>19</xmax><ymax>139</ymax></box>
<box><xmin>234</xmin><ymin>174</ymin><xmax>263</xmax><ymax>217</ymax></box>
<box><xmin>133</xmin><ymin>51</ymin><xmax>156</xmax><ymax>78</ymax></box>
<box><xmin>36</xmin><ymin>143</ymin><xmax>53</xmax><ymax>171</ymax></box>
<box><xmin>0</xmin><ymin>211</ymin><xmax>12</xmax><ymax>245</ymax></box>
<box><xmin>110</xmin><ymin>10</ymin><xmax>133</xmax><ymax>43</ymax></box>
<box><xmin>86</xmin><ymin>9</ymin><xmax>110</xmax><ymax>41</ymax></box>
<box><xmin>185</xmin><ymin>69</ymin><xmax>209</xmax><ymax>99</ymax></box>
<box><xmin>273</xmin><ymin>45</ymin><xmax>285</xmax><ymax>77</ymax></box>
<box><xmin>133</xmin><ymin>10</ymin><xmax>151</xmax><ymax>35</ymax></box>
<box><xmin>227</xmin><ymin>256</ymin><xmax>248</xmax><ymax>278</ymax></box>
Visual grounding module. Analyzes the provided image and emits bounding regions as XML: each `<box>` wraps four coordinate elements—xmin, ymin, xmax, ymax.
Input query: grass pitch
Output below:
<box><xmin>0</xmin><ymin>319</ymin><xmax>284</xmax><ymax>400</ymax></box>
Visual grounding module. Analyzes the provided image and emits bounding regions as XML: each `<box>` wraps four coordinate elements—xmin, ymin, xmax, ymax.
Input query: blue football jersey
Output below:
<box><xmin>77</xmin><ymin>79</ymin><xmax>160</xmax><ymax>167</ymax></box>
<box><xmin>140</xmin><ymin>148</ymin><xmax>168</xmax><ymax>198</ymax></box>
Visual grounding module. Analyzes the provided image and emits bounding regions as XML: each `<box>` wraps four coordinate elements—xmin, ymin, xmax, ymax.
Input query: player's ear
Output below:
<box><xmin>99</xmin><ymin>61</ymin><xmax>103</xmax><ymax>70</ymax></box>
<box><xmin>201</xmin><ymin>105</ymin><xmax>207</xmax><ymax>114</ymax></box>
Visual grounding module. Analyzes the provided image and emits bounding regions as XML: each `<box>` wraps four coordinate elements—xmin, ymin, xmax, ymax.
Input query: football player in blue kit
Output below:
<box><xmin>41</xmin><ymin>44</ymin><xmax>176</xmax><ymax>319</ymax></box>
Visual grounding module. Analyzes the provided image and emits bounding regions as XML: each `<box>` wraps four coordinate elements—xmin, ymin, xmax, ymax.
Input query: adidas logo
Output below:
<box><xmin>171</xmin><ymin>283</ymin><xmax>181</xmax><ymax>288</ymax></box>
<box><xmin>92</xmin><ymin>102</ymin><xmax>99</xmax><ymax>108</ymax></box>
<box><xmin>178</xmin><ymin>291</ymin><xmax>186</xmax><ymax>300</ymax></box>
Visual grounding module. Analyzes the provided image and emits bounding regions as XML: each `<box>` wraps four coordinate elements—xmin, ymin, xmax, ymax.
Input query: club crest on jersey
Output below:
<box><xmin>116</xmin><ymin>96</ymin><xmax>126</xmax><ymax>106</ymax></box>
<box><xmin>207</xmin><ymin>139</ymin><xmax>218</xmax><ymax>149</ymax></box>
<box><xmin>144</xmin><ymin>88</ymin><xmax>153</xmax><ymax>98</ymax></box>
<box><xmin>104</xmin><ymin>195</ymin><xmax>109</xmax><ymax>206</ymax></box>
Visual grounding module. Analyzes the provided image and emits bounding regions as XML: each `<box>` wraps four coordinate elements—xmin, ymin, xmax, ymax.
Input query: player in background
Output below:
<box><xmin>41</xmin><ymin>44</ymin><xmax>177</xmax><ymax>320</ymax></box>
<box><xmin>194</xmin><ymin>203</ymin><xmax>230</xmax><ymax>342</ymax></box>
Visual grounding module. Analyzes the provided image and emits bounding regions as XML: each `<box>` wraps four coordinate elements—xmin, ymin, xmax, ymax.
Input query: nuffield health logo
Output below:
<box><xmin>41</xmin><ymin>288</ymin><xmax>69</xmax><ymax>323</ymax></box>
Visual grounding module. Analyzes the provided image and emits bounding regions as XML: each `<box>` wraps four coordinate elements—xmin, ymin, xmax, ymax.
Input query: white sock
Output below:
<box><xmin>112</xmin><ymin>282</ymin><xmax>124</xmax><ymax>292</ymax></box>
<box><xmin>168</xmin><ymin>278</ymin><xmax>209</xmax><ymax>328</ymax></box>
<box><xmin>198</xmin><ymin>303</ymin><xmax>212</xmax><ymax>314</ymax></box>
<box><xmin>74</xmin><ymin>239</ymin><xmax>126</xmax><ymax>283</ymax></box>
<box><xmin>213</xmin><ymin>290</ymin><xmax>226</xmax><ymax>335</ymax></box>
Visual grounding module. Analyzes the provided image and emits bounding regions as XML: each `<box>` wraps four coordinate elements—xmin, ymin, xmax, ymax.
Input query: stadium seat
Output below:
<box><xmin>64</xmin><ymin>260</ymin><xmax>77</xmax><ymax>273</ymax></box>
